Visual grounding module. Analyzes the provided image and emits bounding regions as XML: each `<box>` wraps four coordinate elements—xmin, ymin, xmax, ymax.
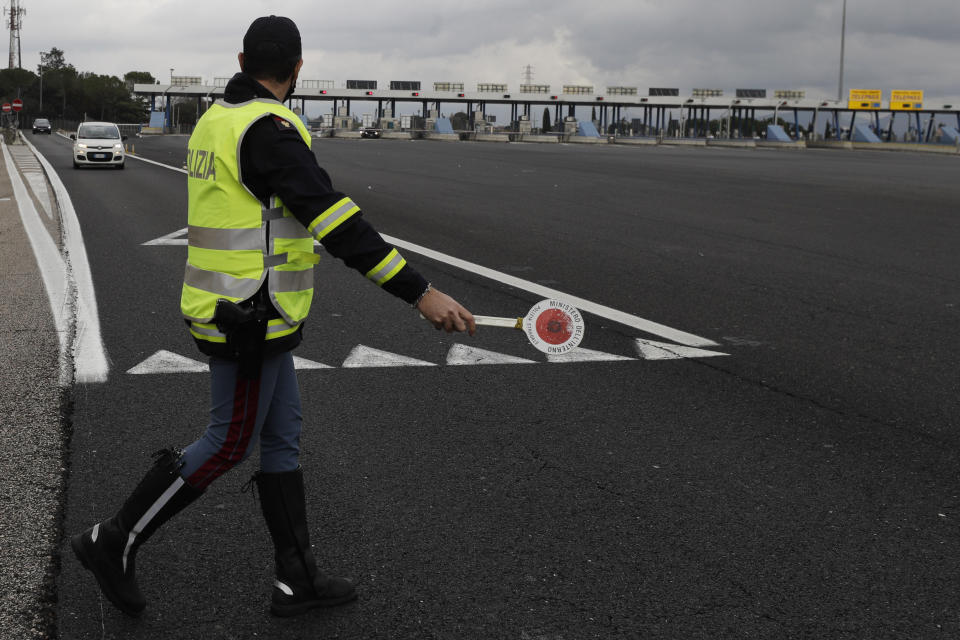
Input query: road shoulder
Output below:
<box><xmin>0</xmin><ymin>135</ymin><xmax>66</xmax><ymax>639</ymax></box>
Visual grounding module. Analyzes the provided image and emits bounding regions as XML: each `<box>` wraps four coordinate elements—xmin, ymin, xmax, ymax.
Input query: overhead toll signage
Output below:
<box><xmin>520</xmin><ymin>84</ymin><xmax>550</xmax><ymax>94</ymax></box>
<box><xmin>774</xmin><ymin>90</ymin><xmax>805</xmax><ymax>100</ymax></box>
<box><xmin>736</xmin><ymin>89</ymin><xmax>767</xmax><ymax>98</ymax></box>
<box><xmin>890</xmin><ymin>90</ymin><xmax>923</xmax><ymax>111</ymax></box>
<box><xmin>346</xmin><ymin>80</ymin><xmax>377</xmax><ymax>90</ymax></box>
<box><xmin>649</xmin><ymin>88</ymin><xmax>679</xmax><ymax>97</ymax></box>
<box><xmin>301</xmin><ymin>79</ymin><xmax>333</xmax><ymax>89</ymax></box>
<box><xmin>848</xmin><ymin>89</ymin><xmax>882</xmax><ymax>110</ymax></box>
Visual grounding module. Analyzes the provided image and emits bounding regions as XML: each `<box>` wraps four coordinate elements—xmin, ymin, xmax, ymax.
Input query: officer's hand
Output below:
<box><xmin>417</xmin><ymin>287</ymin><xmax>476</xmax><ymax>335</ymax></box>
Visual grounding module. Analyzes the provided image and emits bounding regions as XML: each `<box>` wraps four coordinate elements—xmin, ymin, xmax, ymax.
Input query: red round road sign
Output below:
<box><xmin>11</xmin><ymin>99</ymin><xmax>22</xmax><ymax>111</ymax></box>
<box><xmin>522</xmin><ymin>299</ymin><xmax>585</xmax><ymax>354</ymax></box>
<box><xmin>1</xmin><ymin>103</ymin><xmax>10</xmax><ymax>113</ymax></box>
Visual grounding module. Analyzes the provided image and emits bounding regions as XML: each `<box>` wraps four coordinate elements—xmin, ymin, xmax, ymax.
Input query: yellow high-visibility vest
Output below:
<box><xmin>180</xmin><ymin>98</ymin><xmax>318</xmax><ymax>344</ymax></box>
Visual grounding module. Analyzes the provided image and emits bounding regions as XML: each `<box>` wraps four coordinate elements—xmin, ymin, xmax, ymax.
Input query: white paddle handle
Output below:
<box><xmin>473</xmin><ymin>315</ymin><xmax>523</xmax><ymax>330</ymax></box>
<box><xmin>418</xmin><ymin>313</ymin><xmax>522</xmax><ymax>330</ymax></box>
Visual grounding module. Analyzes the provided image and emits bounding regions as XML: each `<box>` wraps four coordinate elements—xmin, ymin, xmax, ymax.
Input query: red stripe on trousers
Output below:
<box><xmin>188</xmin><ymin>374</ymin><xmax>261</xmax><ymax>490</ymax></box>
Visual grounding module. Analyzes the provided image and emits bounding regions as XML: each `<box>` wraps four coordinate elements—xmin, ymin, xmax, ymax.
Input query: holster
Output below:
<box><xmin>213</xmin><ymin>298</ymin><xmax>268</xmax><ymax>379</ymax></box>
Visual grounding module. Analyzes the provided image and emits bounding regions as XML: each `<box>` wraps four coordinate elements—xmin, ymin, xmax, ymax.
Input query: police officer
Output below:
<box><xmin>70</xmin><ymin>15</ymin><xmax>475</xmax><ymax>618</ymax></box>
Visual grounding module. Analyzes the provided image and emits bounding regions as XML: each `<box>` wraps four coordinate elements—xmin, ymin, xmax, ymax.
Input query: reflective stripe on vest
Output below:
<box><xmin>307</xmin><ymin>197</ymin><xmax>360</xmax><ymax>239</ymax></box>
<box><xmin>365</xmin><ymin>248</ymin><xmax>407</xmax><ymax>286</ymax></box>
<box><xmin>181</xmin><ymin>99</ymin><xmax>316</xmax><ymax>335</ymax></box>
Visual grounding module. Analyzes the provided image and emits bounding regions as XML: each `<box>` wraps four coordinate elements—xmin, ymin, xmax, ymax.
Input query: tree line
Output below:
<box><xmin>0</xmin><ymin>47</ymin><xmax>154</xmax><ymax>125</ymax></box>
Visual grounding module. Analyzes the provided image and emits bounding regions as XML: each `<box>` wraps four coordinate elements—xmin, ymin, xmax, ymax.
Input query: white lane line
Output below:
<box><xmin>135</xmin><ymin>155</ymin><xmax>719</xmax><ymax>348</ymax></box>
<box><xmin>2</xmin><ymin>141</ymin><xmax>71</xmax><ymax>384</ymax></box>
<box><xmin>381</xmin><ymin>233</ymin><xmax>720</xmax><ymax>347</ymax></box>
<box><xmin>127</xmin><ymin>153</ymin><xmax>187</xmax><ymax>174</ymax></box>
<box><xmin>23</xmin><ymin>135</ymin><xmax>110</xmax><ymax>383</ymax></box>
<box><xmin>142</xmin><ymin>227</ymin><xmax>188</xmax><ymax>245</ymax></box>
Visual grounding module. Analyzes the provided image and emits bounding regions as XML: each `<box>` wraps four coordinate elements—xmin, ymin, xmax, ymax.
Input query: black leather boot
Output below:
<box><xmin>255</xmin><ymin>467</ymin><xmax>356</xmax><ymax>616</ymax></box>
<box><xmin>70</xmin><ymin>449</ymin><xmax>203</xmax><ymax>616</ymax></box>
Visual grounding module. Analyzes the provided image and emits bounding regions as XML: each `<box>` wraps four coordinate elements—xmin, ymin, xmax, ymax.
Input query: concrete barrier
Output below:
<box><xmin>613</xmin><ymin>137</ymin><xmax>659</xmax><ymax>146</ymax></box>
<box><xmin>568</xmin><ymin>136</ymin><xmax>608</xmax><ymax>144</ymax></box>
<box><xmin>808</xmin><ymin>140</ymin><xmax>959</xmax><ymax>154</ymax></box>
<box><xmin>519</xmin><ymin>134</ymin><xmax>560</xmax><ymax>144</ymax></box>
<box><xmin>757</xmin><ymin>140</ymin><xmax>806</xmax><ymax>150</ymax></box>
<box><xmin>423</xmin><ymin>133</ymin><xmax>459</xmax><ymax>142</ymax></box>
<box><xmin>707</xmin><ymin>139</ymin><xmax>757</xmax><ymax>148</ymax></box>
<box><xmin>380</xmin><ymin>131</ymin><xmax>416</xmax><ymax>140</ymax></box>
<box><xmin>808</xmin><ymin>140</ymin><xmax>854</xmax><ymax>150</ymax></box>
<box><xmin>854</xmin><ymin>142</ymin><xmax>959</xmax><ymax>154</ymax></box>
<box><xmin>332</xmin><ymin>130</ymin><xmax>362</xmax><ymax>139</ymax></box>
<box><xmin>661</xmin><ymin>138</ymin><xmax>708</xmax><ymax>146</ymax></box>
<box><xmin>474</xmin><ymin>134</ymin><xmax>510</xmax><ymax>143</ymax></box>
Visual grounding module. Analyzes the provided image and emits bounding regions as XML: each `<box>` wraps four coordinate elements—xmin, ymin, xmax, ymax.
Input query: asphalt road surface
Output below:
<box><xmin>29</xmin><ymin>133</ymin><xmax>959</xmax><ymax>639</ymax></box>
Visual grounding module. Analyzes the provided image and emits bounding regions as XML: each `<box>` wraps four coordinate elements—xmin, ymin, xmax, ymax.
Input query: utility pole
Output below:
<box><xmin>5</xmin><ymin>0</ymin><xmax>25</xmax><ymax>69</ymax></box>
<box><xmin>837</xmin><ymin>0</ymin><xmax>846</xmax><ymax>102</ymax></box>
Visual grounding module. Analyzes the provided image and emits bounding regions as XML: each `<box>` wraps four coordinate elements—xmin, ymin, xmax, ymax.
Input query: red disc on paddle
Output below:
<box><xmin>535</xmin><ymin>307</ymin><xmax>573</xmax><ymax>345</ymax></box>
<box><xmin>523</xmin><ymin>299</ymin><xmax>585</xmax><ymax>354</ymax></box>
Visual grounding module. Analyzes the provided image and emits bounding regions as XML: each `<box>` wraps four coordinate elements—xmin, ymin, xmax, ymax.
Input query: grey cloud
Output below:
<box><xmin>19</xmin><ymin>0</ymin><xmax>960</xmax><ymax>101</ymax></box>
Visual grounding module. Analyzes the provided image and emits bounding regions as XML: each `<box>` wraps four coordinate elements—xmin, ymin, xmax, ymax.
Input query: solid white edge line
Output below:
<box><xmin>125</xmin><ymin>151</ymin><xmax>719</xmax><ymax>348</ymax></box>
<box><xmin>1</xmin><ymin>141</ymin><xmax>71</xmax><ymax>385</ymax></box>
<box><xmin>24</xmin><ymin>134</ymin><xmax>110</xmax><ymax>383</ymax></box>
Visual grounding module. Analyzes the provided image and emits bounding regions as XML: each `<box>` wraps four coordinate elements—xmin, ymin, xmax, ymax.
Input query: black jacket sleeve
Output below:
<box><xmin>240</xmin><ymin>115</ymin><xmax>428</xmax><ymax>304</ymax></box>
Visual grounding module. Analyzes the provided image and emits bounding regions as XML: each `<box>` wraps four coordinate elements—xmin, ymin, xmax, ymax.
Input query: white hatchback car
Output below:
<box><xmin>71</xmin><ymin>122</ymin><xmax>126</xmax><ymax>169</ymax></box>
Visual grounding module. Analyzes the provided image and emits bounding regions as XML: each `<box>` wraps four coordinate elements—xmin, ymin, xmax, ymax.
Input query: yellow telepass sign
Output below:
<box><xmin>890</xmin><ymin>90</ymin><xmax>923</xmax><ymax>111</ymax></box>
<box><xmin>848</xmin><ymin>89</ymin><xmax>882</xmax><ymax>110</ymax></box>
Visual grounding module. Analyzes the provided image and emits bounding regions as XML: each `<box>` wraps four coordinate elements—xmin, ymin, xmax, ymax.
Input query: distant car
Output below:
<box><xmin>70</xmin><ymin>121</ymin><xmax>126</xmax><ymax>169</ymax></box>
<box><xmin>360</xmin><ymin>127</ymin><xmax>381</xmax><ymax>139</ymax></box>
<box><xmin>32</xmin><ymin>118</ymin><xmax>52</xmax><ymax>134</ymax></box>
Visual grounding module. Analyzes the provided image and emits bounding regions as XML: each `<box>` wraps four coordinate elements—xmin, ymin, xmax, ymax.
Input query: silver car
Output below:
<box><xmin>71</xmin><ymin>122</ymin><xmax>126</xmax><ymax>169</ymax></box>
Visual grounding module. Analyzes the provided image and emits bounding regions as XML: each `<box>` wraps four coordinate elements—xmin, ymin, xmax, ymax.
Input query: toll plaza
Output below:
<box><xmin>134</xmin><ymin>80</ymin><xmax>960</xmax><ymax>147</ymax></box>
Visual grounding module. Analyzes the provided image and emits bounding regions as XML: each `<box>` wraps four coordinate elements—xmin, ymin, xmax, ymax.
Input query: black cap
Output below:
<box><xmin>243</xmin><ymin>15</ymin><xmax>301</xmax><ymax>63</ymax></box>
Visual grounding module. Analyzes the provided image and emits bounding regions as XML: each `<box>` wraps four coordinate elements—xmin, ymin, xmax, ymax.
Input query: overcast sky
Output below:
<box><xmin>20</xmin><ymin>0</ymin><xmax>960</xmax><ymax>103</ymax></box>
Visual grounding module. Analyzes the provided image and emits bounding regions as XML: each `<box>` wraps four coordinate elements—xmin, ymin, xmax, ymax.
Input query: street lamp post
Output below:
<box><xmin>838</xmin><ymin>0</ymin><xmax>847</xmax><ymax>102</ymax></box>
<box><xmin>168</xmin><ymin>68</ymin><xmax>175</xmax><ymax>130</ymax></box>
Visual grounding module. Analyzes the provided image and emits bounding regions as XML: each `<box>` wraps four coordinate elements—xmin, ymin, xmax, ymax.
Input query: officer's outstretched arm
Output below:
<box><xmin>416</xmin><ymin>287</ymin><xmax>476</xmax><ymax>335</ymax></box>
